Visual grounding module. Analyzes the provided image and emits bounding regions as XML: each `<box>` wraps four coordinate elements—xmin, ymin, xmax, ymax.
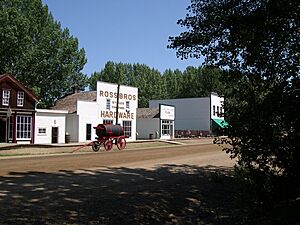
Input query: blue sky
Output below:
<box><xmin>42</xmin><ymin>0</ymin><xmax>202</xmax><ymax>76</ymax></box>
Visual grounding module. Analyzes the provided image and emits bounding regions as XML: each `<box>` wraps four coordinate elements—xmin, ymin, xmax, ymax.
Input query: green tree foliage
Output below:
<box><xmin>0</xmin><ymin>0</ymin><xmax>87</xmax><ymax>108</ymax></box>
<box><xmin>169</xmin><ymin>0</ymin><xmax>300</xmax><ymax>201</ymax></box>
<box><xmin>89</xmin><ymin>61</ymin><xmax>224</xmax><ymax>107</ymax></box>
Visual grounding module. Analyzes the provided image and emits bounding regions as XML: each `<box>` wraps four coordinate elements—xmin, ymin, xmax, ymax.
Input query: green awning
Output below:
<box><xmin>212</xmin><ymin>118</ymin><xmax>228</xmax><ymax>129</ymax></box>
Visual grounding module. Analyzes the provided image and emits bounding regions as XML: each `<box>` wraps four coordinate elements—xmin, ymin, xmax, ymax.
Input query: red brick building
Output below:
<box><xmin>0</xmin><ymin>74</ymin><xmax>38</xmax><ymax>143</ymax></box>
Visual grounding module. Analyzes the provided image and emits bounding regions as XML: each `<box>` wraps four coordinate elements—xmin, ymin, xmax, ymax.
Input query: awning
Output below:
<box><xmin>212</xmin><ymin>118</ymin><xmax>228</xmax><ymax>129</ymax></box>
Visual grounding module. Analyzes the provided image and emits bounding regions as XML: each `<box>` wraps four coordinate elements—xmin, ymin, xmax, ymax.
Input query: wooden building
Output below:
<box><xmin>0</xmin><ymin>74</ymin><xmax>38</xmax><ymax>143</ymax></box>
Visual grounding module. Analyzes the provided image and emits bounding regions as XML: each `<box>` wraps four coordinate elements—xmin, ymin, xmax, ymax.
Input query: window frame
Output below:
<box><xmin>103</xmin><ymin>119</ymin><xmax>113</xmax><ymax>124</ymax></box>
<box><xmin>106</xmin><ymin>99</ymin><xmax>111</xmax><ymax>110</ymax></box>
<box><xmin>16</xmin><ymin>115</ymin><xmax>32</xmax><ymax>140</ymax></box>
<box><xmin>2</xmin><ymin>89</ymin><xmax>10</xmax><ymax>106</ymax></box>
<box><xmin>122</xmin><ymin>120</ymin><xmax>132</xmax><ymax>138</ymax></box>
<box><xmin>161</xmin><ymin>120</ymin><xmax>172</xmax><ymax>136</ymax></box>
<box><xmin>37</xmin><ymin>128</ymin><xmax>47</xmax><ymax>136</ymax></box>
<box><xmin>17</xmin><ymin>91</ymin><xmax>24</xmax><ymax>107</ymax></box>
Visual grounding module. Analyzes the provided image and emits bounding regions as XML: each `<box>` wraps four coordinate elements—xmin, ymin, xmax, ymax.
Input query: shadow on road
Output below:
<box><xmin>0</xmin><ymin>165</ymin><xmax>247</xmax><ymax>225</ymax></box>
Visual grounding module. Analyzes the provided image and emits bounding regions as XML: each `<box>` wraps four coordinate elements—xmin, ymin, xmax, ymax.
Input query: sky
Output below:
<box><xmin>42</xmin><ymin>0</ymin><xmax>202</xmax><ymax>76</ymax></box>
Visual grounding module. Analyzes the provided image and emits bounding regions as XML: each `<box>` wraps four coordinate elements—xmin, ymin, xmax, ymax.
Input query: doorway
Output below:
<box><xmin>0</xmin><ymin>118</ymin><xmax>6</xmax><ymax>142</ymax></box>
<box><xmin>51</xmin><ymin>127</ymin><xmax>58</xmax><ymax>144</ymax></box>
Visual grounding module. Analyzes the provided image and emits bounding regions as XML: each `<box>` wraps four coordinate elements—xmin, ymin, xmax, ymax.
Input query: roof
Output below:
<box><xmin>51</xmin><ymin>91</ymin><xmax>97</xmax><ymax>113</ymax></box>
<box><xmin>136</xmin><ymin>108</ymin><xmax>159</xmax><ymax>119</ymax></box>
<box><xmin>0</xmin><ymin>73</ymin><xmax>39</xmax><ymax>101</ymax></box>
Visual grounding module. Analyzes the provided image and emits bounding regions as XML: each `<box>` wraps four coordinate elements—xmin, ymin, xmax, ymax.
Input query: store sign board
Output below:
<box><xmin>160</xmin><ymin>104</ymin><xmax>175</xmax><ymax>120</ymax></box>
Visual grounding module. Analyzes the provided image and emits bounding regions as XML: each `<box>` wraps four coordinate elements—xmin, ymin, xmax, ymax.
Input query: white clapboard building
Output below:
<box><xmin>52</xmin><ymin>81</ymin><xmax>138</xmax><ymax>142</ymax></box>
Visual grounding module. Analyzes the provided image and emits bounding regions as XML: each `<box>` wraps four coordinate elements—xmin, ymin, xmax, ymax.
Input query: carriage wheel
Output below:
<box><xmin>92</xmin><ymin>141</ymin><xmax>101</xmax><ymax>152</ymax></box>
<box><xmin>104</xmin><ymin>139</ymin><xmax>113</xmax><ymax>151</ymax></box>
<box><xmin>117</xmin><ymin>137</ymin><xmax>126</xmax><ymax>150</ymax></box>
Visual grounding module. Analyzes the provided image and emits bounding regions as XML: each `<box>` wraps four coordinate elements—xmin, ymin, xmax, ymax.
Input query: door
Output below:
<box><xmin>0</xmin><ymin>118</ymin><xmax>6</xmax><ymax>142</ymax></box>
<box><xmin>51</xmin><ymin>127</ymin><xmax>58</xmax><ymax>144</ymax></box>
<box><xmin>86</xmin><ymin>124</ymin><xmax>92</xmax><ymax>141</ymax></box>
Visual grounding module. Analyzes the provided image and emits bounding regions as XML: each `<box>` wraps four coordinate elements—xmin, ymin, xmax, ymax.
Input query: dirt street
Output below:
<box><xmin>0</xmin><ymin>143</ymin><xmax>241</xmax><ymax>225</ymax></box>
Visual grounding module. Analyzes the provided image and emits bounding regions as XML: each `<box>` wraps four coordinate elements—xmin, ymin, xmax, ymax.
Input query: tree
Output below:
<box><xmin>0</xmin><ymin>0</ymin><xmax>87</xmax><ymax>108</ymax></box>
<box><xmin>169</xmin><ymin>0</ymin><xmax>300</xmax><ymax>202</ymax></box>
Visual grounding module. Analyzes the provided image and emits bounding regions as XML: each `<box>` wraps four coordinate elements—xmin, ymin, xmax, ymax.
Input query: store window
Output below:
<box><xmin>161</xmin><ymin>120</ymin><xmax>172</xmax><ymax>135</ymax></box>
<box><xmin>2</xmin><ymin>90</ymin><xmax>10</xmax><ymax>106</ymax></box>
<box><xmin>106</xmin><ymin>99</ymin><xmax>111</xmax><ymax>110</ymax></box>
<box><xmin>122</xmin><ymin>120</ymin><xmax>132</xmax><ymax>137</ymax></box>
<box><xmin>103</xmin><ymin>119</ymin><xmax>113</xmax><ymax>124</ymax></box>
<box><xmin>16</xmin><ymin>115</ymin><xmax>32</xmax><ymax>139</ymax></box>
<box><xmin>17</xmin><ymin>91</ymin><xmax>24</xmax><ymax>107</ymax></box>
<box><xmin>38</xmin><ymin>128</ymin><xmax>47</xmax><ymax>135</ymax></box>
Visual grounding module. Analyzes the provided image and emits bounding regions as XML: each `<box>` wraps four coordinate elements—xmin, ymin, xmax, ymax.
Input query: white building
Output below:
<box><xmin>136</xmin><ymin>104</ymin><xmax>175</xmax><ymax>140</ymax></box>
<box><xmin>35</xmin><ymin>109</ymin><xmax>68</xmax><ymax>144</ymax></box>
<box><xmin>52</xmin><ymin>82</ymin><xmax>138</xmax><ymax>142</ymax></box>
<box><xmin>149</xmin><ymin>93</ymin><xmax>226</xmax><ymax>136</ymax></box>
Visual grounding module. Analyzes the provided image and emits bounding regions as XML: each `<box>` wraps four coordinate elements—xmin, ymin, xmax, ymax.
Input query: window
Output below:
<box><xmin>161</xmin><ymin>120</ymin><xmax>172</xmax><ymax>135</ymax></box>
<box><xmin>213</xmin><ymin>105</ymin><xmax>216</xmax><ymax>116</ymax></box>
<box><xmin>2</xmin><ymin>90</ymin><xmax>10</xmax><ymax>106</ymax></box>
<box><xmin>217</xmin><ymin>106</ymin><xmax>220</xmax><ymax>117</ymax></box>
<box><xmin>16</xmin><ymin>115</ymin><xmax>32</xmax><ymax>139</ymax></box>
<box><xmin>17</xmin><ymin>91</ymin><xmax>24</xmax><ymax>107</ymax></box>
<box><xmin>38</xmin><ymin>128</ymin><xmax>47</xmax><ymax>135</ymax></box>
<box><xmin>106</xmin><ymin>99</ymin><xmax>111</xmax><ymax>110</ymax></box>
<box><xmin>86</xmin><ymin>124</ymin><xmax>92</xmax><ymax>140</ymax></box>
<box><xmin>126</xmin><ymin>101</ymin><xmax>130</xmax><ymax>109</ymax></box>
<box><xmin>122</xmin><ymin>120</ymin><xmax>132</xmax><ymax>137</ymax></box>
<box><xmin>103</xmin><ymin>119</ymin><xmax>113</xmax><ymax>124</ymax></box>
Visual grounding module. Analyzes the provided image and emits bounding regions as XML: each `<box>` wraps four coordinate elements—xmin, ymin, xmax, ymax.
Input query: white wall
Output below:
<box><xmin>211</xmin><ymin>93</ymin><xmax>224</xmax><ymax>119</ymax></box>
<box><xmin>150</xmin><ymin>98</ymin><xmax>211</xmax><ymax>131</ymax></box>
<box><xmin>35</xmin><ymin>109</ymin><xmax>67</xmax><ymax>144</ymax></box>
<box><xmin>77</xmin><ymin>101</ymin><xmax>100</xmax><ymax>142</ymax></box>
<box><xmin>96</xmin><ymin>81</ymin><xmax>138</xmax><ymax>141</ymax></box>
<box><xmin>136</xmin><ymin>118</ymin><xmax>159</xmax><ymax>139</ymax></box>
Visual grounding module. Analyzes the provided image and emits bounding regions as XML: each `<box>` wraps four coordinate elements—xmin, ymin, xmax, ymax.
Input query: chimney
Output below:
<box><xmin>72</xmin><ymin>85</ymin><xmax>79</xmax><ymax>94</ymax></box>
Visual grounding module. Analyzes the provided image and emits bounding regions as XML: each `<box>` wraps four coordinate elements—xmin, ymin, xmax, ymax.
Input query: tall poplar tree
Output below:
<box><xmin>0</xmin><ymin>0</ymin><xmax>87</xmax><ymax>108</ymax></box>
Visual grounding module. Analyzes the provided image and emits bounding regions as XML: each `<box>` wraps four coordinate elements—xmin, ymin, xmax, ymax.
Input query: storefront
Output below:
<box><xmin>136</xmin><ymin>104</ymin><xmax>175</xmax><ymax>140</ymax></box>
<box><xmin>52</xmin><ymin>81</ymin><xmax>138</xmax><ymax>142</ymax></box>
<box><xmin>149</xmin><ymin>93</ymin><xmax>226</xmax><ymax>136</ymax></box>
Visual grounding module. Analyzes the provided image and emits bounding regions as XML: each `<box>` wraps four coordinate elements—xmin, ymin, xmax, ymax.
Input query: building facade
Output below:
<box><xmin>149</xmin><ymin>93</ymin><xmax>225</xmax><ymax>136</ymax></box>
<box><xmin>52</xmin><ymin>81</ymin><xmax>138</xmax><ymax>142</ymax></box>
<box><xmin>0</xmin><ymin>74</ymin><xmax>38</xmax><ymax>144</ymax></box>
<box><xmin>35</xmin><ymin>109</ymin><xmax>68</xmax><ymax>144</ymax></box>
<box><xmin>136</xmin><ymin>104</ymin><xmax>175</xmax><ymax>140</ymax></box>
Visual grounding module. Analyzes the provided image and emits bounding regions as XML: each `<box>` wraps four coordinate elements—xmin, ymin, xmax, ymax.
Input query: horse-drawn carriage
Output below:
<box><xmin>91</xmin><ymin>124</ymin><xmax>127</xmax><ymax>151</ymax></box>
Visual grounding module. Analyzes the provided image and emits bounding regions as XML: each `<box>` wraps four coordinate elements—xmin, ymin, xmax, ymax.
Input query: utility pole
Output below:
<box><xmin>115</xmin><ymin>84</ymin><xmax>120</xmax><ymax>125</ymax></box>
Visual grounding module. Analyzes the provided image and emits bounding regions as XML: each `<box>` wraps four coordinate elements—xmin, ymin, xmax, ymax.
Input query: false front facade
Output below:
<box><xmin>52</xmin><ymin>81</ymin><xmax>138</xmax><ymax>142</ymax></box>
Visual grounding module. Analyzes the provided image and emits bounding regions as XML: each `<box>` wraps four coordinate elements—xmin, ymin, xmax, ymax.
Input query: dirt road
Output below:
<box><xmin>0</xmin><ymin>143</ymin><xmax>241</xmax><ymax>225</ymax></box>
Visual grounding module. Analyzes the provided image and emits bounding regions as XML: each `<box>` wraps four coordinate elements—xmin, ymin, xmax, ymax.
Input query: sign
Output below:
<box><xmin>160</xmin><ymin>104</ymin><xmax>175</xmax><ymax>120</ymax></box>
